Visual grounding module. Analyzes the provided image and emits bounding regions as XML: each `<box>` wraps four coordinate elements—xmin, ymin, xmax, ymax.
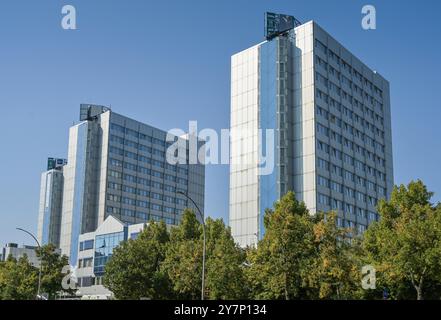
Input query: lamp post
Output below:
<box><xmin>16</xmin><ymin>228</ymin><xmax>42</xmax><ymax>300</ymax></box>
<box><xmin>177</xmin><ymin>190</ymin><xmax>206</xmax><ymax>300</ymax></box>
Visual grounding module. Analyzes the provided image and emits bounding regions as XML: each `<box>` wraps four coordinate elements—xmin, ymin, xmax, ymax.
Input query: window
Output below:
<box><xmin>137</xmin><ymin>189</ymin><xmax>149</xmax><ymax>197</ymax></box>
<box><xmin>137</xmin><ymin>212</ymin><xmax>147</xmax><ymax>220</ymax></box>
<box><xmin>332</xmin><ymin>199</ymin><xmax>343</xmax><ymax>210</ymax></box>
<box><xmin>94</xmin><ymin>232</ymin><xmax>125</xmax><ymax>275</ymax></box>
<box><xmin>122</xmin><ymin>197</ymin><xmax>136</xmax><ymax>206</ymax></box>
<box><xmin>122</xmin><ymin>209</ymin><xmax>136</xmax><ymax>217</ymax></box>
<box><xmin>130</xmin><ymin>232</ymin><xmax>140</xmax><ymax>240</ymax></box>
<box><xmin>123</xmin><ymin>174</ymin><xmax>136</xmax><ymax>183</ymax></box>
<box><xmin>106</xmin><ymin>206</ymin><xmax>120</xmax><ymax>215</ymax></box>
<box><xmin>137</xmin><ymin>200</ymin><xmax>149</xmax><ymax>208</ymax></box>
<box><xmin>109</xmin><ymin>158</ymin><xmax>123</xmax><ymax>167</ymax></box>
<box><xmin>315</xmin><ymin>40</ymin><xmax>327</xmax><ymax>53</ymax></box>
<box><xmin>345</xmin><ymin>204</ymin><xmax>354</xmax><ymax>215</ymax></box>
<box><xmin>138</xmin><ymin>166</ymin><xmax>150</xmax><ymax>175</ymax></box>
<box><xmin>330</xmin><ymin>181</ymin><xmax>343</xmax><ymax>193</ymax></box>
<box><xmin>124</xmin><ymin>162</ymin><xmax>137</xmax><ymax>172</ymax></box>
<box><xmin>125</xmin><ymin>151</ymin><xmax>137</xmax><ymax>160</ymax></box>
<box><xmin>79</xmin><ymin>239</ymin><xmax>94</xmax><ymax>251</ymax></box>
<box><xmin>318</xmin><ymin>158</ymin><xmax>329</xmax><ymax>171</ymax></box>
<box><xmin>152</xmin><ymin>182</ymin><xmax>163</xmax><ymax>190</ymax></box>
<box><xmin>122</xmin><ymin>185</ymin><xmax>136</xmax><ymax>194</ymax></box>
<box><xmin>318</xmin><ymin>176</ymin><xmax>330</xmax><ymax>188</ymax></box>
<box><xmin>164</xmin><ymin>185</ymin><xmax>176</xmax><ymax>193</ymax></box>
<box><xmin>318</xmin><ymin>193</ymin><xmax>330</xmax><ymax>205</ymax></box>
<box><xmin>152</xmin><ymin>160</ymin><xmax>164</xmax><ymax>168</ymax></box>
<box><xmin>107</xmin><ymin>194</ymin><xmax>121</xmax><ymax>202</ymax></box>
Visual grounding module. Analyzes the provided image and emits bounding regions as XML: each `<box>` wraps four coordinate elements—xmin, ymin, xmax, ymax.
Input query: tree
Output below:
<box><xmin>104</xmin><ymin>221</ymin><xmax>171</xmax><ymax>300</ymax></box>
<box><xmin>245</xmin><ymin>192</ymin><xmax>316</xmax><ymax>300</ymax></box>
<box><xmin>162</xmin><ymin>209</ymin><xmax>202</xmax><ymax>299</ymax></box>
<box><xmin>0</xmin><ymin>255</ymin><xmax>38</xmax><ymax>300</ymax></box>
<box><xmin>305</xmin><ymin>212</ymin><xmax>361</xmax><ymax>299</ymax></box>
<box><xmin>362</xmin><ymin>180</ymin><xmax>441</xmax><ymax>300</ymax></box>
<box><xmin>162</xmin><ymin>209</ymin><xmax>248</xmax><ymax>299</ymax></box>
<box><xmin>36</xmin><ymin>244</ymin><xmax>74</xmax><ymax>299</ymax></box>
<box><xmin>204</xmin><ymin>217</ymin><xmax>248</xmax><ymax>299</ymax></box>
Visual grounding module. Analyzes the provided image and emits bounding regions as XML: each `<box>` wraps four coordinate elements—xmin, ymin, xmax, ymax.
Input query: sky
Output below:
<box><xmin>0</xmin><ymin>0</ymin><xmax>440</xmax><ymax>247</ymax></box>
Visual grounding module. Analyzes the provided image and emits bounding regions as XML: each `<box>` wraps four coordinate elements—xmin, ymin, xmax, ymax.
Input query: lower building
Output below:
<box><xmin>74</xmin><ymin>215</ymin><xmax>157</xmax><ymax>299</ymax></box>
<box><xmin>1</xmin><ymin>243</ymin><xmax>40</xmax><ymax>267</ymax></box>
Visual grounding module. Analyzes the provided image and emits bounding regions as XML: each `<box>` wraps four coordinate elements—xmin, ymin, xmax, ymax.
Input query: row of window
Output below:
<box><xmin>317</xmin><ymin>158</ymin><xmax>386</xmax><ymax>195</ymax></box>
<box><xmin>111</xmin><ymin>172</ymin><xmax>188</xmax><ymax>186</ymax></box>
<box><xmin>318</xmin><ymin>174</ymin><xmax>385</xmax><ymax>200</ymax></box>
<box><xmin>106</xmin><ymin>207</ymin><xmax>175</xmax><ymax>225</ymax></box>
<box><xmin>317</xmin><ymin>104</ymin><xmax>385</xmax><ymax>140</ymax></box>
<box><xmin>315</xmin><ymin>59</ymin><xmax>384</xmax><ymax>107</ymax></box>
<box><xmin>315</xmin><ymin>69</ymin><xmax>383</xmax><ymax>110</ymax></box>
<box><xmin>336</xmin><ymin>218</ymin><xmax>367</xmax><ymax>233</ymax></box>
<box><xmin>108</xmin><ymin>167</ymin><xmax>188</xmax><ymax>185</ymax></box>
<box><xmin>107</xmin><ymin>192</ymin><xmax>187</xmax><ymax>206</ymax></box>
<box><xmin>110</xmin><ymin>134</ymin><xmax>167</xmax><ymax>157</ymax></box>
<box><xmin>314</xmin><ymin>40</ymin><xmax>384</xmax><ymax>98</ymax></box>
<box><xmin>318</xmin><ymin>193</ymin><xmax>379</xmax><ymax>221</ymax></box>
<box><xmin>315</xmin><ymin>80</ymin><xmax>384</xmax><ymax>127</ymax></box>
<box><xmin>107</xmin><ymin>205</ymin><xmax>180</xmax><ymax>217</ymax></box>
<box><xmin>110</xmin><ymin>123</ymin><xmax>173</xmax><ymax>147</ymax></box>
<box><xmin>316</xmin><ymin>122</ymin><xmax>386</xmax><ymax>166</ymax></box>
<box><xmin>109</xmin><ymin>146</ymin><xmax>172</xmax><ymax>169</ymax></box>
<box><xmin>108</xmin><ymin>181</ymin><xmax>179</xmax><ymax>194</ymax></box>
<box><xmin>316</xmin><ymin>89</ymin><xmax>384</xmax><ymax>148</ymax></box>
<box><xmin>109</xmin><ymin>158</ymin><xmax>188</xmax><ymax>175</ymax></box>
<box><xmin>317</xmin><ymin>140</ymin><xmax>387</xmax><ymax>181</ymax></box>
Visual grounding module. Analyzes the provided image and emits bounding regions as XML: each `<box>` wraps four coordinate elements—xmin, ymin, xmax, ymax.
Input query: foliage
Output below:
<box><xmin>37</xmin><ymin>244</ymin><xmax>74</xmax><ymax>299</ymax></box>
<box><xmin>104</xmin><ymin>220</ymin><xmax>171</xmax><ymax>300</ymax></box>
<box><xmin>0</xmin><ymin>255</ymin><xmax>38</xmax><ymax>300</ymax></box>
<box><xmin>245</xmin><ymin>192</ymin><xmax>316</xmax><ymax>299</ymax></box>
<box><xmin>162</xmin><ymin>209</ymin><xmax>248</xmax><ymax>299</ymax></box>
<box><xmin>362</xmin><ymin>180</ymin><xmax>441</xmax><ymax>300</ymax></box>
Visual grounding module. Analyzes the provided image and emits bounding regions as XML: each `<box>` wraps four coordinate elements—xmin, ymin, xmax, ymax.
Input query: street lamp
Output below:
<box><xmin>16</xmin><ymin>228</ymin><xmax>42</xmax><ymax>300</ymax></box>
<box><xmin>177</xmin><ymin>190</ymin><xmax>206</xmax><ymax>301</ymax></box>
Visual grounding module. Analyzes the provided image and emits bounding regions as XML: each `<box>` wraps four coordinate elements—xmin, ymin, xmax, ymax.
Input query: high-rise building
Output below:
<box><xmin>59</xmin><ymin>104</ymin><xmax>205</xmax><ymax>265</ymax></box>
<box><xmin>229</xmin><ymin>14</ymin><xmax>393</xmax><ymax>247</ymax></box>
<box><xmin>37</xmin><ymin>158</ymin><xmax>67</xmax><ymax>247</ymax></box>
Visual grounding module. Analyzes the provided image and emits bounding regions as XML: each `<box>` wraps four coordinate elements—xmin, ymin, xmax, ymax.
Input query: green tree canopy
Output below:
<box><xmin>305</xmin><ymin>212</ymin><xmax>361</xmax><ymax>299</ymax></box>
<box><xmin>0</xmin><ymin>255</ymin><xmax>38</xmax><ymax>300</ymax></box>
<box><xmin>162</xmin><ymin>209</ymin><xmax>248</xmax><ymax>299</ymax></box>
<box><xmin>37</xmin><ymin>244</ymin><xmax>74</xmax><ymax>299</ymax></box>
<box><xmin>104</xmin><ymin>220</ymin><xmax>171</xmax><ymax>300</ymax></box>
<box><xmin>245</xmin><ymin>191</ymin><xmax>316</xmax><ymax>299</ymax></box>
<box><xmin>362</xmin><ymin>180</ymin><xmax>441</xmax><ymax>300</ymax></box>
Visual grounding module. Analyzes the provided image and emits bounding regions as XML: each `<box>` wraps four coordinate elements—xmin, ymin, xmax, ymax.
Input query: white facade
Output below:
<box><xmin>74</xmin><ymin>215</ymin><xmax>147</xmax><ymax>299</ymax></box>
<box><xmin>230</xmin><ymin>44</ymin><xmax>261</xmax><ymax>246</ymax></box>
<box><xmin>230</xmin><ymin>21</ymin><xmax>394</xmax><ymax>247</ymax></box>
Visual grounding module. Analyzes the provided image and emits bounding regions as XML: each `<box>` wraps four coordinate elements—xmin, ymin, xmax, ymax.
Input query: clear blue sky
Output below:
<box><xmin>1</xmin><ymin>0</ymin><xmax>440</xmax><ymax>247</ymax></box>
